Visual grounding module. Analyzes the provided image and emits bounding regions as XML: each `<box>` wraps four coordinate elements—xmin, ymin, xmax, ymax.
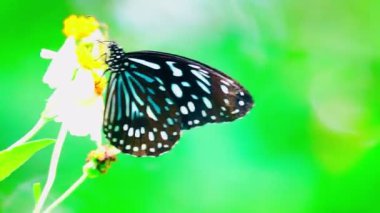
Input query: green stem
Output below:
<box><xmin>43</xmin><ymin>173</ymin><xmax>88</xmax><ymax>213</ymax></box>
<box><xmin>8</xmin><ymin>118</ymin><xmax>47</xmax><ymax>150</ymax></box>
<box><xmin>34</xmin><ymin>125</ymin><xmax>67</xmax><ymax>213</ymax></box>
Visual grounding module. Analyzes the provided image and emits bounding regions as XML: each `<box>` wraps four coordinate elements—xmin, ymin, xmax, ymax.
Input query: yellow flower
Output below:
<box><xmin>75</xmin><ymin>43</ymin><xmax>108</xmax><ymax>96</ymax></box>
<box><xmin>93</xmin><ymin>74</ymin><xmax>107</xmax><ymax>96</ymax></box>
<box><xmin>63</xmin><ymin>15</ymin><xmax>100</xmax><ymax>40</ymax></box>
<box><xmin>76</xmin><ymin>43</ymin><xmax>107</xmax><ymax>70</ymax></box>
<box><xmin>41</xmin><ymin>15</ymin><xmax>109</xmax><ymax>144</ymax></box>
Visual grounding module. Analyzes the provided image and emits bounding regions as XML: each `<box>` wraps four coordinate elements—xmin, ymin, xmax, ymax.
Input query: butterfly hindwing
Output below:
<box><xmin>103</xmin><ymin>60</ymin><xmax>182</xmax><ymax>157</ymax></box>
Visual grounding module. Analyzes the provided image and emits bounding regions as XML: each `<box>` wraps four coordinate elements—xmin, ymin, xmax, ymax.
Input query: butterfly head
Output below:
<box><xmin>105</xmin><ymin>41</ymin><xmax>126</xmax><ymax>72</ymax></box>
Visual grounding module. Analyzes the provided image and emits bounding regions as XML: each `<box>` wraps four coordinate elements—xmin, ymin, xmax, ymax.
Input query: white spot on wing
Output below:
<box><xmin>160</xmin><ymin>131</ymin><xmax>168</xmax><ymax>140</ymax></box>
<box><xmin>123</xmin><ymin>124</ymin><xmax>129</xmax><ymax>131</ymax></box>
<box><xmin>188</xmin><ymin>101</ymin><xmax>195</xmax><ymax>112</ymax></box>
<box><xmin>202</xmin><ymin>97</ymin><xmax>212</xmax><ymax>109</ymax></box>
<box><xmin>189</xmin><ymin>64</ymin><xmax>200</xmax><ymax>69</ymax></box>
<box><xmin>199</xmin><ymin>69</ymin><xmax>209</xmax><ymax>76</ymax></box>
<box><xmin>128</xmin><ymin>127</ymin><xmax>134</xmax><ymax>136</ymax></box>
<box><xmin>181</xmin><ymin>82</ymin><xmax>191</xmax><ymax>87</ymax></box>
<box><xmin>135</xmin><ymin>129</ymin><xmax>140</xmax><ymax>138</ymax></box>
<box><xmin>221</xmin><ymin>85</ymin><xmax>229</xmax><ymax>94</ymax></box>
<box><xmin>171</xmin><ymin>84</ymin><xmax>183</xmax><ymax>98</ymax></box>
<box><xmin>180</xmin><ymin>106</ymin><xmax>189</xmax><ymax>115</ymax></box>
<box><xmin>129</xmin><ymin>58</ymin><xmax>161</xmax><ymax>69</ymax></box>
<box><xmin>221</xmin><ymin>79</ymin><xmax>230</xmax><ymax>86</ymax></box>
<box><xmin>166</xmin><ymin>61</ymin><xmax>183</xmax><ymax>77</ymax></box>
<box><xmin>196</xmin><ymin>80</ymin><xmax>211</xmax><ymax>94</ymax></box>
<box><xmin>147</xmin><ymin>106</ymin><xmax>158</xmax><ymax>121</ymax></box>
<box><xmin>149</xmin><ymin>132</ymin><xmax>155</xmax><ymax>141</ymax></box>
<box><xmin>191</xmin><ymin>70</ymin><xmax>210</xmax><ymax>86</ymax></box>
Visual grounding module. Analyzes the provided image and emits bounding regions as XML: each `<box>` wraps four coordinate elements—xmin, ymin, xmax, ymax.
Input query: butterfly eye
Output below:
<box><xmin>103</xmin><ymin>42</ymin><xmax>253</xmax><ymax>157</ymax></box>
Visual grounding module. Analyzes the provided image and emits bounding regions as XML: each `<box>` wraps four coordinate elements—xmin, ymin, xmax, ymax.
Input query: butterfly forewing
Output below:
<box><xmin>123</xmin><ymin>51</ymin><xmax>253</xmax><ymax>129</ymax></box>
<box><xmin>103</xmin><ymin>42</ymin><xmax>253</xmax><ymax>157</ymax></box>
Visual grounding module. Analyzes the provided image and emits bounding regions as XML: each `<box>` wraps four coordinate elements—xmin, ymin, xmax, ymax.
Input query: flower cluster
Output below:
<box><xmin>3</xmin><ymin>15</ymin><xmax>120</xmax><ymax>213</ymax></box>
<box><xmin>84</xmin><ymin>145</ymin><xmax>119</xmax><ymax>178</ymax></box>
<box><xmin>41</xmin><ymin>15</ymin><xmax>108</xmax><ymax>144</ymax></box>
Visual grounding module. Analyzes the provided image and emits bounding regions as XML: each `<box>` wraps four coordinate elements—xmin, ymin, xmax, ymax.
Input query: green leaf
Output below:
<box><xmin>0</xmin><ymin>139</ymin><xmax>55</xmax><ymax>182</ymax></box>
<box><xmin>33</xmin><ymin>182</ymin><xmax>41</xmax><ymax>204</ymax></box>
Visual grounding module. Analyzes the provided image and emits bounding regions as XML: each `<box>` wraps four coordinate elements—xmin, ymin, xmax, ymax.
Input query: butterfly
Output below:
<box><xmin>103</xmin><ymin>41</ymin><xmax>254</xmax><ymax>157</ymax></box>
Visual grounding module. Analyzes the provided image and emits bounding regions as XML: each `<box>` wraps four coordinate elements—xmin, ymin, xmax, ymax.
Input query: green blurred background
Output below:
<box><xmin>1</xmin><ymin>0</ymin><xmax>380</xmax><ymax>212</ymax></box>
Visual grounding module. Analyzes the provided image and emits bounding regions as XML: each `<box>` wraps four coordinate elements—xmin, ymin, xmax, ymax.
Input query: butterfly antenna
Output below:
<box><xmin>95</xmin><ymin>52</ymin><xmax>107</xmax><ymax>61</ymax></box>
<box><xmin>97</xmin><ymin>40</ymin><xmax>115</xmax><ymax>45</ymax></box>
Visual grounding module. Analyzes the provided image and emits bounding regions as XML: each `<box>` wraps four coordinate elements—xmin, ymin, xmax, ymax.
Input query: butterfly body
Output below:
<box><xmin>103</xmin><ymin>42</ymin><xmax>253</xmax><ymax>157</ymax></box>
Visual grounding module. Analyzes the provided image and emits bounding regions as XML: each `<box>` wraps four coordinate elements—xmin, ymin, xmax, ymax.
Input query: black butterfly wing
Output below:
<box><xmin>123</xmin><ymin>51</ymin><xmax>254</xmax><ymax>130</ymax></box>
<box><xmin>103</xmin><ymin>69</ymin><xmax>182</xmax><ymax>157</ymax></box>
<box><xmin>104</xmin><ymin>42</ymin><xmax>253</xmax><ymax>157</ymax></box>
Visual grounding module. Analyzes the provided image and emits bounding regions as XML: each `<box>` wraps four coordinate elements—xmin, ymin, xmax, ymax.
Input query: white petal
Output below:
<box><xmin>42</xmin><ymin>37</ymin><xmax>79</xmax><ymax>89</ymax></box>
<box><xmin>69</xmin><ymin>69</ymin><xmax>96</xmax><ymax>100</ymax></box>
<box><xmin>89</xmin><ymin>98</ymin><xmax>104</xmax><ymax>142</ymax></box>
<box><xmin>45</xmin><ymin>69</ymin><xmax>104</xmax><ymax>142</ymax></box>
<box><xmin>40</xmin><ymin>49</ymin><xmax>57</xmax><ymax>59</ymax></box>
<box><xmin>42</xmin><ymin>33</ymin><xmax>107</xmax><ymax>143</ymax></box>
